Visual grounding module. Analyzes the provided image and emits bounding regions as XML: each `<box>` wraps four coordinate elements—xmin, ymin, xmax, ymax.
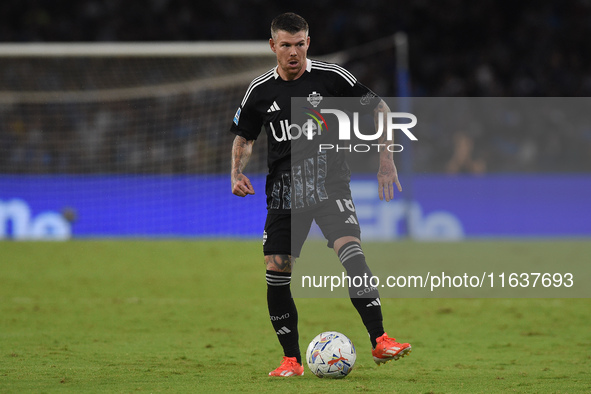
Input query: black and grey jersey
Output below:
<box><xmin>230</xmin><ymin>59</ymin><xmax>378</xmax><ymax>212</ymax></box>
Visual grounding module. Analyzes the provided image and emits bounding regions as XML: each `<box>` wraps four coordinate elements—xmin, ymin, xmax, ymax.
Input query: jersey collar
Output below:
<box><xmin>273</xmin><ymin>58</ymin><xmax>312</xmax><ymax>79</ymax></box>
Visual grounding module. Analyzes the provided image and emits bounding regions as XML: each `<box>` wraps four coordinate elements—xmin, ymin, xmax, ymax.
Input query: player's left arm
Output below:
<box><xmin>374</xmin><ymin>99</ymin><xmax>402</xmax><ymax>201</ymax></box>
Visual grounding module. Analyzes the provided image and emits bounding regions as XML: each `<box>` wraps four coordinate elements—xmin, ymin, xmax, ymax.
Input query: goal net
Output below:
<box><xmin>0</xmin><ymin>41</ymin><xmax>395</xmax><ymax>239</ymax></box>
<box><xmin>0</xmin><ymin>42</ymin><xmax>279</xmax><ymax>175</ymax></box>
<box><xmin>0</xmin><ymin>42</ymin><xmax>280</xmax><ymax>239</ymax></box>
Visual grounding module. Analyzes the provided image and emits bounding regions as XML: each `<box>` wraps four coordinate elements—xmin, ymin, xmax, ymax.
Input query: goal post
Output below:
<box><xmin>0</xmin><ymin>41</ymin><xmax>274</xmax><ymax>57</ymax></box>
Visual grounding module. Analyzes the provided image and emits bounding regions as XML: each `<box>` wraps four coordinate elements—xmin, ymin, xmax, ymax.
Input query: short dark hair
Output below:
<box><xmin>271</xmin><ymin>12</ymin><xmax>309</xmax><ymax>39</ymax></box>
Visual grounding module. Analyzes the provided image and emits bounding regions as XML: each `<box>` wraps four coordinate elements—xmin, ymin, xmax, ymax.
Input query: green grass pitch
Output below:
<box><xmin>1</xmin><ymin>240</ymin><xmax>590</xmax><ymax>393</ymax></box>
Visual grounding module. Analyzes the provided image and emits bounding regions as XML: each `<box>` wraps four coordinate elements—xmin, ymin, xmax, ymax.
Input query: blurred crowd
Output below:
<box><xmin>1</xmin><ymin>0</ymin><xmax>591</xmax><ymax>174</ymax></box>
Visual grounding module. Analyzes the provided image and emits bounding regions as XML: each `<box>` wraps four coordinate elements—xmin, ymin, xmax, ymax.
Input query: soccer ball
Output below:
<box><xmin>306</xmin><ymin>331</ymin><xmax>356</xmax><ymax>378</ymax></box>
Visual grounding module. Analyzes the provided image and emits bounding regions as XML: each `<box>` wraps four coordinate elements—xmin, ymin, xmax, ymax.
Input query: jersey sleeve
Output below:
<box><xmin>230</xmin><ymin>91</ymin><xmax>263</xmax><ymax>141</ymax></box>
<box><xmin>329</xmin><ymin>64</ymin><xmax>381</xmax><ymax>110</ymax></box>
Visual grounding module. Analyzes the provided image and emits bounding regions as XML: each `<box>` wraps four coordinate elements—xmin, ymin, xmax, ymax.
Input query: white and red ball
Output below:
<box><xmin>306</xmin><ymin>331</ymin><xmax>356</xmax><ymax>378</ymax></box>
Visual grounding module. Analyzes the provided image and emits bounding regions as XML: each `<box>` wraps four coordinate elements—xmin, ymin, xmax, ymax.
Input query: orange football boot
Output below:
<box><xmin>372</xmin><ymin>333</ymin><xmax>412</xmax><ymax>365</ymax></box>
<box><xmin>268</xmin><ymin>356</ymin><xmax>304</xmax><ymax>377</ymax></box>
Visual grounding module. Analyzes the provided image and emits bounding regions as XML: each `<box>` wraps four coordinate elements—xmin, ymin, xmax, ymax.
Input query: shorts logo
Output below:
<box><xmin>307</xmin><ymin>91</ymin><xmax>323</xmax><ymax>108</ymax></box>
<box><xmin>263</xmin><ymin>231</ymin><xmax>267</xmax><ymax>245</ymax></box>
<box><xmin>233</xmin><ymin>107</ymin><xmax>241</xmax><ymax>125</ymax></box>
<box><xmin>345</xmin><ymin>215</ymin><xmax>358</xmax><ymax>225</ymax></box>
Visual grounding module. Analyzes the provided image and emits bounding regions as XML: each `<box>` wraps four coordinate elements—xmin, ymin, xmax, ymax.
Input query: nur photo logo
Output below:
<box><xmin>317</xmin><ymin>109</ymin><xmax>417</xmax><ymax>153</ymax></box>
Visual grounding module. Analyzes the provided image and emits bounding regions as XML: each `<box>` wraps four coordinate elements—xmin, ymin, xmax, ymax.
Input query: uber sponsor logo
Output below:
<box><xmin>270</xmin><ymin>106</ymin><xmax>417</xmax><ymax>152</ymax></box>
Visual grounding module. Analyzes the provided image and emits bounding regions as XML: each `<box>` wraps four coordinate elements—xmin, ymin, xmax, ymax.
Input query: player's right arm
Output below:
<box><xmin>230</xmin><ymin>70</ymin><xmax>271</xmax><ymax>197</ymax></box>
<box><xmin>231</xmin><ymin>135</ymin><xmax>255</xmax><ymax>197</ymax></box>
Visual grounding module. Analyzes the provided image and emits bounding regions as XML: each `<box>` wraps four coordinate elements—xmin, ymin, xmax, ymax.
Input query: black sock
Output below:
<box><xmin>266</xmin><ymin>270</ymin><xmax>301</xmax><ymax>364</ymax></box>
<box><xmin>338</xmin><ymin>242</ymin><xmax>385</xmax><ymax>348</ymax></box>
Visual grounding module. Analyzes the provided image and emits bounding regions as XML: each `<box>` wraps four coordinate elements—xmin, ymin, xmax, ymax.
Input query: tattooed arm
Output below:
<box><xmin>231</xmin><ymin>135</ymin><xmax>256</xmax><ymax>197</ymax></box>
<box><xmin>374</xmin><ymin>99</ymin><xmax>402</xmax><ymax>201</ymax></box>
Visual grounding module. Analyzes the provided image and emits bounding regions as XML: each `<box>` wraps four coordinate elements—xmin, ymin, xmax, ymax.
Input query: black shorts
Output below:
<box><xmin>263</xmin><ymin>194</ymin><xmax>361</xmax><ymax>257</ymax></box>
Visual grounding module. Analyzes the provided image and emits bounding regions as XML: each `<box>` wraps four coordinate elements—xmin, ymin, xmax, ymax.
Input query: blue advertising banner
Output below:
<box><xmin>0</xmin><ymin>175</ymin><xmax>589</xmax><ymax>240</ymax></box>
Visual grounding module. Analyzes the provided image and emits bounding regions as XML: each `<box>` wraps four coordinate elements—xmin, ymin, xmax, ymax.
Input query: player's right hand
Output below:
<box><xmin>232</xmin><ymin>174</ymin><xmax>255</xmax><ymax>197</ymax></box>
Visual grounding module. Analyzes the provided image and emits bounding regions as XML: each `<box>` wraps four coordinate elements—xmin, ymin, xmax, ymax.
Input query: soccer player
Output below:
<box><xmin>230</xmin><ymin>12</ymin><xmax>411</xmax><ymax>377</ymax></box>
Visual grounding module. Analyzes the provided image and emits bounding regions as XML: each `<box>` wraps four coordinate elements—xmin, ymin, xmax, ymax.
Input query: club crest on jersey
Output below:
<box><xmin>307</xmin><ymin>91</ymin><xmax>323</xmax><ymax>108</ymax></box>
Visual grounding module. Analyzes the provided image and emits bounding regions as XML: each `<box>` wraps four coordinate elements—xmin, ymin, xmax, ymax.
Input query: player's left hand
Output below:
<box><xmin>377</xmin><ymin>160</ymin><xmax>402</xmax><ymax>202</ymax></box>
